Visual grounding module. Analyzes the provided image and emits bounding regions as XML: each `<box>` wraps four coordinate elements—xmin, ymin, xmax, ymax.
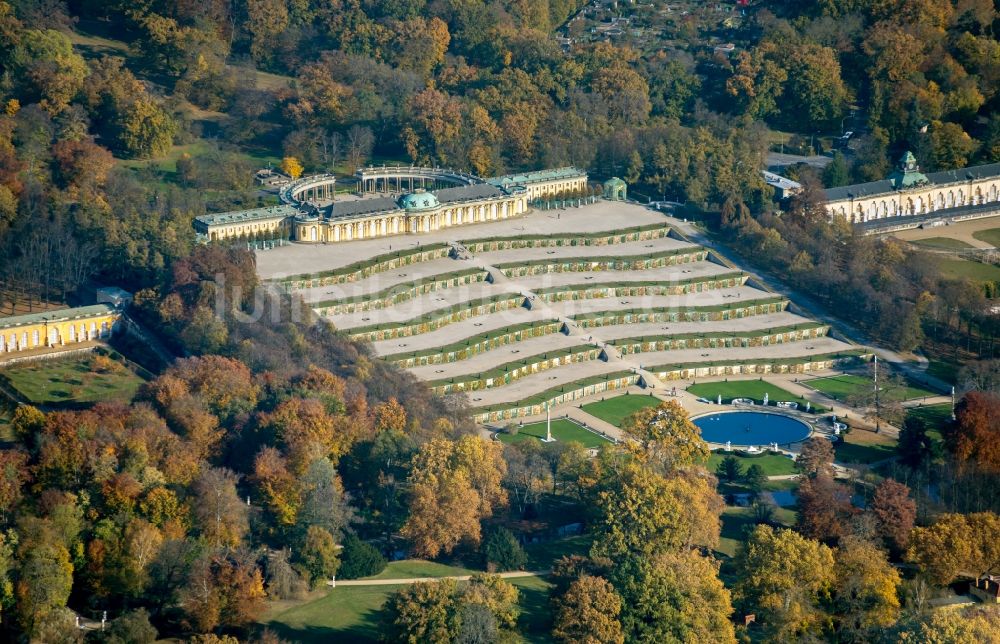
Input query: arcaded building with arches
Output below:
<box><xmin>824</xmin><ymin>151</ymin><xmax>1000</xmax><ymax>224</ymax></box>
<box><xmin>194</xmin><ymin>166</ymin><xmax>589</xmax><ymax>244</ymax></box>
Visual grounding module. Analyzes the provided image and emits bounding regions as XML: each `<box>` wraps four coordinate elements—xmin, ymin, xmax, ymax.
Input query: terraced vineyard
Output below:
<box><xmin>256</xmin><ymin>202</ymin><xmax>862</xmax><ymax>424</ymax></box>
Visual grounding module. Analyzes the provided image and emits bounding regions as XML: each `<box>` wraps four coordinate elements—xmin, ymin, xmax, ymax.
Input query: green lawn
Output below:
<box><xmin>523</xmin><ymin>535</ymin><xmax>592</xmax><ymax>571</ymax></box>
<box><xmin>718</xmin><ymin>477</ymin><xmax>798</xmax><ymax>496</ymax></box>
<box><xmin>580</xmin><ymin>394</ymin><xmax>662</xmax><ymax>427</ymax></box>
<box><xmin>496</xmin><ymin>419</ymin><xmax>611</xmax><ymax>449</ymax></box>
<box><xmin>1</xmin><ymin>354</ymin><xmax>144</xmax><ymax>405</ymax></box>
<box><xmin>708</xmin><ymin>452</ymin><xmax>798</xmax><ymax>476</ymax></box>
<box><xmin>718</xmin><ymin>506</ymin><xmax>796</xmax><ymax>558</ymax></box>
<box><xmin>264</xmin><ymin>584</ymin><xmax>400</xmax><ymax>643</ymax></box>
<box><xmin>686</xmin><ymin>380</ymin><xmax>823</xmax><ymax>410</ymax></box>
<box><xmin>925</xmin><ymin>357</ymin><xmax>960</xmax><ymax>384</ymax></box>
<box><xmin>972</xmin><ymin>227</ymin><xmax>1000</xmax><ymax>247</ymax></box>
<box><xmin>906</xmin><ymin>403</ymin><xmax>952</xmax><ymax>443</ymax></box>
<box><xmin>263</xmin><ymin>574</ymin><xmax>554</xmax><ymax>643</ymax></box>
<box><xmin>805</xmin><ymin>374</ymin><xmax>937</xmax><ymax>402</ymax></box>
<box><xmin>910</xmin><ymin>236</ymin><xmax>975</xmax><ymax>250</ymax></box>
<box><xmin>834</xmin><ymin>439</ymin><xmax>895</xmax><ymax>465</ymax></box>
<box><xmin>936</xmin><ymin>258</ymin><xmax>1000</xmax><ymax>282</ymax></box>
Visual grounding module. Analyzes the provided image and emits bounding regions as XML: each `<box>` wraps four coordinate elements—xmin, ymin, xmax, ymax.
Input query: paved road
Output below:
<box><xmin>328</xmin><ymin>570</ymin><xmax>546</xmax><ymax>587</ymax></box>
<box><xmin>766</xmin><ymin>152</ymin><xmax>832</xmax><ymax>169</ymax></box>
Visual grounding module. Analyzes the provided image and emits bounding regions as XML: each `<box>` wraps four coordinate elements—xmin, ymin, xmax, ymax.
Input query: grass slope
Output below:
<box><xmin>263</xmin><ymin>574</ymin><xmax>554</xmax><ymax>643</ymax></box>
<box><xmin>936</xmin><ymin>258</ymin><xmax>1000</xmax><ymax>282</ymax></box>
<box><xmin>910</xmin><ymin>236</ymin><xmax>975</xmax><ymax>250</ymax></box>
<box><xmin>972</xmin><ymin>227</ymin><xmax>1000</xmax><ymax>247</ymax></box>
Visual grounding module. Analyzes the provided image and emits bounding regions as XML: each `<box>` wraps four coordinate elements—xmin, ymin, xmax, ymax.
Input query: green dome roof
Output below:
<box><xmin>399</xmin><ymin>191</ymin><xmax>440</xmax><ymax>211</ymax></box>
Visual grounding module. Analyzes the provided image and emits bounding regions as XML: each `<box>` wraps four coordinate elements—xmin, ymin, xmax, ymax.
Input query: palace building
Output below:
<box><xmin>194</xmin><ymin>166</ymin><xmax>589</xmax><ymax>244</ymax></box>
<box><xmin>824</xmin><ymin>151</ymin><xmax>1000</xmax><ymax>224</ymax></box>
<box><xmin>0</xmin><ymin>304</ymin><xmax>122</xmax><ymax>356</ymax></box>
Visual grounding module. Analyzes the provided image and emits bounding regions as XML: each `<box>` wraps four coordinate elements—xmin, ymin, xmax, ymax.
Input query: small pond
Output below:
<box><xmin>693</xmin><ymin>411</ymin><xmax>811</xmax><ymax>446</ymax></box>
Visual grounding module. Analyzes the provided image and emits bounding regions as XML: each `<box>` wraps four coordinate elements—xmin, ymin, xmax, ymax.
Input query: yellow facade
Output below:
<box><xmin>0</xmin><ymin>304</ymin><xmax>122</xmax><ymax>355</ymax></box>
<box><xmin>292</xmin><ymin>195</ymin><xmax>527</xmax><ymax>243</ymax></box>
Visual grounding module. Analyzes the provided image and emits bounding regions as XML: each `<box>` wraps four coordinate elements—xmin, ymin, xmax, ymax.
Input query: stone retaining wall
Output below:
<box><xmin>282</xmin><ymin>245</ymin><xmax>452</xmax><ymax>289</ymax></box>
<box><xmin>347</xmin><ymin>296</ymin><xmax>527</xmax><ymax>342</ymax></box>
<box><xmin>472</xmin><ymin>373</ymin><xmax>640</xmax><ymax>423</ymax></box>
<box><xmin>537</xmin><ymin>274</ymin><xmax>747</xmax><ymax>302</ymax></box>
<box><xmin>316</xmin><ymin>271</ymin><xmax>488</xmax><ymax>315</ymax></box>
<box><xmin>431</xmin><ymin>347</ymin><xmax>604</xmax><ymax>394</ymax></box>
<box><xmin>616</xmin><ymin>326</ymin><xmax>829</xmax><ymax>355</ymax></box>
<box><xmin>497</xmin><ymin>249</ymin><xmax>707</xmax><ymax>277</ymax></box>
<box><xmin>574</xmin><ymin>300</ymin><xmax>788</xmax><ymax>328</ymax></box>
<box><xmin>385</xmin><ymin>321</ymin><xmax>565</xmax><ymax>367</ymax></box>
<box><xmin>650</xmin><ymin>354</ymin><xmax>865</xmax><ymax>381</ymax></box>
<box><xmin>461</xmin><ymin>226</ymin><xmax>671</xmax><ymax>252</ymax></box>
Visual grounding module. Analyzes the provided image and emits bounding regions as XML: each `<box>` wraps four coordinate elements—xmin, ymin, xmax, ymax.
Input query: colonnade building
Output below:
<box><xmin>194</xmin><ymin>166</ymin><xmax>589</xmax><ymax>244</ymax></box>
<box><xmin>824</xmin><ymin>151</ymin><xmax>1000</xmax><ymax>224</ymax></box>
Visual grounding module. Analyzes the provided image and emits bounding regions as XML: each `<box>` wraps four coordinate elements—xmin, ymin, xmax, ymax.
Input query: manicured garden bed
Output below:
<box><xmin>1</xmin><ymin>352</ymin><xmax>145</xmax><ymax>405</ymax></box>
<box><xmin>496</xmin><ymin>418</ymin><xmax>611</xmax><ymax>449</ymax></box>
<box><xmin>806</xmin><ymin>374</ymin><xmax>937</xmax><ymax>401</ymax></box>
<box><xmin>686</xmin><ymin>380</ymin><xmax>816</xmax><ymax>408</ymax></box>
<box><xmin>580</xmin><ymin>394</ymin><xmax>662</xmax><ymax>427</ymax></box>
<box><xmin>707</xmin><ymin>451</ymin><xmax>798</xmax><ymax>476</ymax></box>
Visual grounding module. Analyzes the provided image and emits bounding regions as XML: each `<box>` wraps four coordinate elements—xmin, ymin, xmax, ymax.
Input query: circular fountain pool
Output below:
<box><xmin>693</xmin><ymin>411</ymin><xmax>811</xmax><ymax>446</ymax></box>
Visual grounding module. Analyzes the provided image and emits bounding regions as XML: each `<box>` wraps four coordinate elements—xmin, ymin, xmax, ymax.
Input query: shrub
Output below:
<box><xmin>482</xmin><ymin>528</ymin><xmax>526</xmax><ymax>572</ymax></box>
<box><xmin>338</xmin><ymin>534</ymin><xmax>387</xmax><ymax>579</ymax></box>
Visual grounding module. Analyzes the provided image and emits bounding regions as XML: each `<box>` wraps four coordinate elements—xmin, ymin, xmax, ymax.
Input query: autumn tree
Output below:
<box><xmin>14</xmin><ymin>521</ymin><xmax>74</xmax><ymax>635</ymax></box>
<box><xmin>869</xmin><ymin>479</ymin><xmax>916</xmax><ymax>553</ymax></box>
<box><xmin>10</xmin><ymin>29</ymin><xmax>88</xmax><ymax>115</ymax></box>
<box><xmin>796</xmin><ymin>473</ymin><xmax>856</xmax><ymax>542</ymax></box>
<box><xmin>949</xmin><ymin>391</ymin><xmax>1000</xmax><ymax>472</ymax></box>
<box><xmin>907</xmin><ymin>512</ymin><xmax>1000</xmax><ymax>585</ymax></box>
<box><xmin>796</xmin><ymin>436</ymin><xmax>836</xmax><ymax>478</ymax></box>
<box><xmin>253</xmin><ymin>447</ymin><xmax>301</xmax><ymax>528</ymax></box>
<box><xmin>620</xmin><ymin>399</ymin><xmax>710</xmax><ymax>472</ymax></box>
<box><xmin>610</xmin><ymin>551</ymin><xmax>736</xmax><ymax>643</ymax></box>
<box><xmin>295</xmin><ymin>526</ymin><xmax>339</xmax><ymax>587</ymax></box>
<box><xmin>181</xmin><ymin>550</ymin><xmax>266</xmax><ymax>633</ymax></box>
<box><xmin>281</xmin><ymin>156</ymin><xmax>303</xmax><ymax>179</ymax></box>
<box><xmin>401</xmin><ymin>436</ymin><xmax>507</xmax><ymax>558</ymax></box>
<box><xmin>380</xmin><ymin>579</ymin><xmax>461</xmax><ymax>644</ymax></box>
<box><xmin>890</xmin><ymin>604</ymin><xmax>1000</xmax><ymax>642</ymax></box>
<box><xmin>833</xmin><ymin>536</ymin><xmax>901</xmax><ymax>641</ymax></box>
<box><xmin>552</xmin><ymin>575</ymin><xmax>624</xmax><ymax>644</ymax></box>
<box><xmin>591</xmin><ymin>462</ymin><xmax>722</xmax><ymax>558</ymax></box>
<box><xmin>192</xmin><ymin>467</ymin><xmax>249</xmax><ymax>548</ymax></box>
<box><xmin>733</xmin><ymin>525</ymin><xmax>835</xmax><ymax>640</ymax></box>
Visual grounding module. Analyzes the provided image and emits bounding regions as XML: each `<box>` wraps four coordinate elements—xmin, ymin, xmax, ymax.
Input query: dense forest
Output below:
<box><xmin>0</xmin><ymin>0</ymin><xmax>1000</xmax><ymax>641</ymax></box>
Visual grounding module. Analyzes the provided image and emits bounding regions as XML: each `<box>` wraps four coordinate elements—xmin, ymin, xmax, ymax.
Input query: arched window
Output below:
<box><xmin>32</xmin><ymin>330</ymin><xmax>39</xmax><ymax>347</ymax></box>
<box><xmin>48</xmin><ymin>329</ymin><xmax>57</xmax><ymax>346</ymax></box>
<box><xmin>310</xmin><ymin>227</ymin><xmax>317</xmax><ymax>241</ymax></box>
<box><xmin>69</xmin><ymin>325</ymin><xmax>75</xmax><ymax>341</ymax></box>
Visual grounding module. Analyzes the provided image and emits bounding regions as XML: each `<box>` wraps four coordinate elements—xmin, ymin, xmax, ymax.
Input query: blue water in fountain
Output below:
<box><xmin>694</xmin><ymin>411</ymin><xmax>811</xmax><ymax>446</ymax></box>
